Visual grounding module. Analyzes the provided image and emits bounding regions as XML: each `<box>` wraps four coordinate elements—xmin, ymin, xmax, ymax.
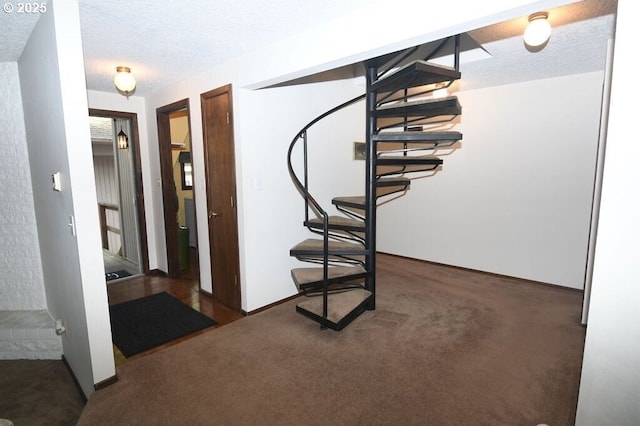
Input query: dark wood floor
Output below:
<box><xmin>106</xmin><ymin>248</ymin><xmax>244</xmax><ymax>366</ymax></box>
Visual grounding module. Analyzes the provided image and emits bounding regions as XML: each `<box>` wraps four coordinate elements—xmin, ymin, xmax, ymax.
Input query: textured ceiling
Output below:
<box><xmin>0</xmin><ymin>0</ymin><xmax>618</xmax><ymax>95</ymax></box>
<box><xmin>78</xmin><ymin>0</ymin><xmax>383</xmax><ymax>95</ymax></box>
<box><xmin>0</xmin><ymin>7</ymin><xmax>40</xmax><ymax>61</ymax></box>
<box><xmin>462</xmin><ymin>0</ymin><xmax>617</xmax><ymax>90</ymax></box>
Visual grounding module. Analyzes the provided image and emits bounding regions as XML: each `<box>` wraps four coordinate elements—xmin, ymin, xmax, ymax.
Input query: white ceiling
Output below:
<box><xmin>0</xmin><ymin>0</ymin><xmax>617</xmax><ymax>95</ymax></box>
<box><xmin>463</xmin><ymin>0</ymin><xmax>617</xmax><ymax>90</ymax></box>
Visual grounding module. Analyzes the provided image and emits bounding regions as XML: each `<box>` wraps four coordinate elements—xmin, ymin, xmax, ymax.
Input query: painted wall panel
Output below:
<box><xmin>377</xmin><ymin>72</ymin><xmax>603</xmax><ymax>289</ymax></box>
<box><xmin>576</xmin><ymin>0</ymin><xmax>640</xmax><ymax>424</ymax></box>
<box><xmin>19</xmin><ymin>0</ymin><xmax>114</xmax><ymax>397</ymax></box>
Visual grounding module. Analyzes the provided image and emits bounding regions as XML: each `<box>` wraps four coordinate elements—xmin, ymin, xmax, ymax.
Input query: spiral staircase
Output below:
<box><xmin>287</xmin><ymin>36</ymin><xmax>463</xmax><ymax>330</ymax></box>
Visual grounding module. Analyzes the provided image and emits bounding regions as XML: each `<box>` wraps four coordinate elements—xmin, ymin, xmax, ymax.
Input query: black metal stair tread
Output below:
<box><xmin>331</xmin><ymin>178</ymin><xmax>410</xmax><ymax>207</ymax></box>
<box><xmin>377</xmin><ymin>177</ymin><xmax>410</xmax><ymax>187</ymax></box>
<box><xmin>370</xmin><ymin>60</ymin><xmax>461</xmax><ymax>93</ymax></box>
<box><xmin>291</xmin><ymin>265</ymin><xmax>367</xmax><ymax>289</ymax></box>
<box><xmin>296</xmin><ymin>288</ymin><xmax>372</xmax><ymax>328</ymax></box>
<box><xmin>290</xmin><ymin>239</ymin><xmax>366</xmax><ymax>256</ymax></box>
<box><xmin>331</xmin><ymin>185</ymin><xmax>411</xmax><ymax>210</ymax></box>
<box><xmin>306</xmin><ymin>216</ymin><xmax>365</xmax><ymax>232</ymax></box>
<box><xmin>333</xmin><ymin>196</ymin><xmax>366</xmax><ymax>210</ymax></box>
<box><xmin>373</xmin><ymin>131</ymin><xmax>462</xmax><ymax>143</ymax></box>
<box><xmin>374</xmin><ymin>96</ymin><xmax>461</xmax><ymax>118</ymax></box>
<box><xmin>377</xmin><ymin>155</ymin><xmax>443</xmax><ymax>166</ymax></box>
<box><xmin>332</xmin><ymin>181</ymin><xmax>411</xmax><ymax>210</ymax></box>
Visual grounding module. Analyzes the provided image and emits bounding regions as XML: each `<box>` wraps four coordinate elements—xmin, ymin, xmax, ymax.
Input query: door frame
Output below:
<box><xmin>156</xmin><ymin>98</ymin><xmax>192</xmax><ymax>277</ymax></box>
<box><xmin>201</xmin><ymin>84</ymin><xmax>242</xmax><ymax>311</ymax></box>
<box><xmin>89</xmin><ymin>108</ymin><xmax>149</xmax><ymax>273</ymax></box>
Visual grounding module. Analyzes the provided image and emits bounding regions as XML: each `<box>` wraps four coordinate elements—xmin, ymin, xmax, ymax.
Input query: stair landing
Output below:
<box><xmin>296</xmin><ymin>288</ymin><xmax>372</xmax><ymax>331</ymax></box>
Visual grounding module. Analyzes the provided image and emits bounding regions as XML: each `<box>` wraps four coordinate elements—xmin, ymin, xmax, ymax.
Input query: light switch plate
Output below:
<box><xmin>52</xmin><ymin>172</ymin><xmax>62</xmax><ymax>191</ymax></box>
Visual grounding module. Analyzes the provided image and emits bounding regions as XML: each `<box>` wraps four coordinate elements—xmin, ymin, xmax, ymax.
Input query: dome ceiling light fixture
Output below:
<box><xmin>524</xmin><ymin>12</ymin><xmax>551</xmax><ymax>48</ymax></box>
<box><xmin>114</xmin><ymin>66</ymin><xmax>136</xmax><ymax>97</ymax></box>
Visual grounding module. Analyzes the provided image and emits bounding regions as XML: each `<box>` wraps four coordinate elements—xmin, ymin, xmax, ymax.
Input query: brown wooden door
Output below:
<box><xmin>156</xmin><ymin>100</ymin><xmax>190</xmax><ymax>278</ymax></box>
<box><xmin>201</xmin><ymin>85</ymin><xmax>241</xmax><ymax>311</ymax></box>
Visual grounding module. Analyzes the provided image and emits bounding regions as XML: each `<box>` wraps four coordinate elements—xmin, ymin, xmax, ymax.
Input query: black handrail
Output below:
<box><xmin>286</xmin><ymin>92</ymin><xmax>366</xmax><ymax>219</ymax></box>
<box><xmin>287</xmin><ymin>92</ymin><xmax>366</xmax><ymax>322</ymax></box>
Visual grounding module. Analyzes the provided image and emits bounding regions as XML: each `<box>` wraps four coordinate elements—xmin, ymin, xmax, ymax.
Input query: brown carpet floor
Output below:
<box><xmin>0</xmin><ymin>359</ymin><xmax>85</xmax><ymax>426</ymax></box>
<box><xmin>78</xmin><ymin>254</ymin><xmax>586</xmax><ymax>426</ymax></box>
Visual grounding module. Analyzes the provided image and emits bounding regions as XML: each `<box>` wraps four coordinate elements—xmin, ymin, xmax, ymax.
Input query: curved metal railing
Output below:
<box><xmin>287</xmin><ymin>93</ymin><xmax>366</xmax><ymax>225</ymax></box>
<box><xmin>287</xmin><ymin>93</ymin><xmax>366</xmax><ymax>318</ymax></box>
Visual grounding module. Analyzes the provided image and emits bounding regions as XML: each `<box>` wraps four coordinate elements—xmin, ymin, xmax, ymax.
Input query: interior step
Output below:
<box><xmin>331</xmin><ymin>176</ymin><xmax>411</xmax><ymax>212</ymax></box>
<box><xmin>375</xmin><ymin>96</ymin><xmax>461</xmax><ymax>119</ymax></box>
<box><xmin>376</xmin><ymin>177</ymin><xmax>411</xmax><ymax>197</ymax></box>
<box><xmin>305</xmin><ymin>215</ymin><xmax>365</xmax><ymax>233</ymax></box>
<box><xmin>290</xmin><ymin>239</ymin><xmax>366</xmax><ymax>263</ymax></box>
<box><xmin>331</xmin><ymin>177</ymin><xmax>411</xmax><ymax>214</ymax></box>
<box><xmin>296</xmin><ymin>288</ymin><xmax>373</xmax><ymax>331</ymax></box>
<box><xmin>291</xmin><ymin>265</ymin><xmax>367</xmax><ymax>291</ymax></box>
<box><xmin>377</xmin><ymin>155</ymin><xmax>443</xmax><ymax>166</ymax></box>
<box><xmin>373</xmin><ymin>130</ymin><xmax>462</xmax><ymax>146</ymax></box>
<box><xmin>377</xmin><ymin>176</ymin><xmax>410</xmax><ymax>188</ymax></box>
<box><xmin>370</xmin><ymin>60</ymin><xmax>461</xmax><ymax>93</ymax></box>
<box><xmin>377</xmin><ymin>155</ymin><xmax>443</xmax><ymax>177</ymax></box>
<box><xmin>333</xmin><ymin>196</ymin><xmax>366</xmax><ymax>212</ymax></box>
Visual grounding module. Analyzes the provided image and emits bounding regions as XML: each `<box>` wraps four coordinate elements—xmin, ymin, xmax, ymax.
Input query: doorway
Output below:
<box><xmin>201</xmin><ymin>85</ymin><xmax>242</xmax><ymax>312</ymax></box>
<box><xmin>89</xmin><ymin>109</ymin><xmax>149</xmax><ymax>279</ymax></box>
<box><xmin>157</xmin><ymin>99</ymin><xmax>200</xmax><ymax>280</ymax></box>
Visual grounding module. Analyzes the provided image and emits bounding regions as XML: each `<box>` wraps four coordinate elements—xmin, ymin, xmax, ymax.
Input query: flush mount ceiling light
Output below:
<box><xmin>114</xmin><ymin>66</ymin><xmax>136</xmax><ymax>97</ymax></box>
<box><xmin>524</xmin><ymin>12</ymin><xmax>551</xmax><ymax>48</ymax></box>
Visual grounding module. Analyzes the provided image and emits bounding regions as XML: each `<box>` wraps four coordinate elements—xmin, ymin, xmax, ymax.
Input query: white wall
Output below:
<box><xmin>377</xmin><ymin>72</ymin><xmax>604</xmax><ymax>289</ymax></box>
<box><xmin>576</xmin><ymin>0</ymin><xmax>640</xmax><ymax>424</ymax></box>
<box><xmin>236</xmin><ymin>80</ymin><xmax>367</xmax><ymax>309</ymax></box>
<box><xmin>19</xmin><ymin>0</ymin><xmax>114</xmax><ymax>397</ymax></box>
<box><xmin>0</xmin><ymin>62</ymin><xmax>46</xmax><ymax>310</ymax></box>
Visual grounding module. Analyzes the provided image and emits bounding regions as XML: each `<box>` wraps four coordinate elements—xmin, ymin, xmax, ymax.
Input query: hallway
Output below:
<box><xmin>106</xmin><ymin>253</ymin><xmax>244</xmax><ymax>365</ymax></box>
